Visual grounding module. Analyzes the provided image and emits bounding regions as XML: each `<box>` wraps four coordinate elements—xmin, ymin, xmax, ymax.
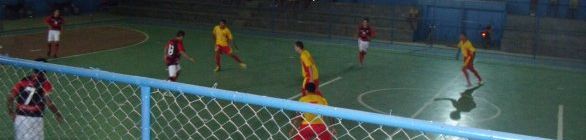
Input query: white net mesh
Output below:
<box><xmin>0</xmin><ymin>64</ymin><xmax>466</xmax><ymax>140</ymax></box>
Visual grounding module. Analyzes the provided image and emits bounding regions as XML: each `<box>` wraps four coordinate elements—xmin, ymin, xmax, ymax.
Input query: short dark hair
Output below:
<box><xmin>295</xmin><ymin>41</ymin><xmax>304</xmax><ymax>49</ymax></box>
<box><xmin>305</xmin><ymin>83</ymin><xmax>316</xmax><ymax>93</ymax></box>
<box><xmin>176</xmin><ymin>30</ymin><xmax>186</xmax><ymax>37</ymax></box>
<box><xmin>220</xmin><ymin>19</ymin><xmax>227</xmax><ymax>24</ymax></box>
<box><xmin>33</xmin><ymin>58</ymin><xmax>47</xmax><ymax>74</ymax></box>
<box><xmin>363</xmin><ymin>18</ymin><xmax>369</xmax><ymax>22</ymax></box>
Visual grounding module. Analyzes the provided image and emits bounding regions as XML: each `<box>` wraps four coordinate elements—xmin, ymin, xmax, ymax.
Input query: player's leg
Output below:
<box><xmin>468</xmin><ymin>53</ymin><xmax>483</xmax><ymax>84</ymax></box>
<box><xmin>358</xmin><ymin>40</ymin><xmax>368</xmax><ymax>65</ymax></box>
<box><xmin>175</xmin><ymin>65</ymin><xmax>182</xmax><ymax>81</ymax></box>
<box><xmin>227</xmin><ymin>47</ymin><xmax>246</xmax><ymax>69</ymax></box>
<box><xmin>168</xmin><ymin>65</ymin><xmax>178</xmax><ymax>81</ymax></box>
<box><xmin>215</xmin><ymin>46</ymin><xmax>222</xmax><ymax>72</ymax></box>
<box><xmin>301</xmin><ymin>78</ymin><xmax>308</xmax><ymax>96</ymax></box>
<box><xmin>47</xmin><ymin>30</ymin><xmax>55</xmax><ymax>57</ymax></box>
<box><xmin>462</xmin><ymin>66</ymin><xmax>472</xmax><ymax>87</ymax></box>
<box><xmin>52</xmin><ymin>31</ymin><xmax>61</xmax><ymax>58</ymax></box>
<box><xmin>313</xmin><ymin>79</ymin><xmax>321</xmax><ymax>96</ymax></box>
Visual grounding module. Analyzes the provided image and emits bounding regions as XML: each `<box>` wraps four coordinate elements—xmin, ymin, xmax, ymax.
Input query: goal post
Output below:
<box><xmin>0</xmin><ymin>56</ymin><xmax>546</xmax><ymax>140</ymax></box>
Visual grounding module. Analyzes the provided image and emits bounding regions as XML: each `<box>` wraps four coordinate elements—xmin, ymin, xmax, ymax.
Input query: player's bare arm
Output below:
<box><xmin>180</xmin><ymin>51</ymin><xmax>196</xmax><ymax>63</ymax></box>
<box><xmin>7</xmin><ymin>93</ymin><xmax>16</xmax><ymax>121</ymax></box>
<box><xmin>45</xmin><ymin>95</ymin><xmax>63</xmax><ymax>124</ymax></box>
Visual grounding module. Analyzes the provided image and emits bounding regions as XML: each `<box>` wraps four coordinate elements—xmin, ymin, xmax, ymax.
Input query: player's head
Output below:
<box><xmin>294</xmin><ymin>41</ymin><xmax>304</xmax><ymax>53</ymax></box>
<box><xmin>219</xmin><ymin>19</ymin><xmax>227</xmax><ymax>28</ymax></box>
<box><xmin>176</xmin><ymin>30</ymin><xmax>186</xmax><ymax>40</ymax></box>
<box><xmin>32</xmin><ymin>58</ymin><xmax>48</xmax><ymax>81</ymax></box>
<box><xmin>362</xmin><ymin>18</ymin><xmax>369</xmax><ymax>26</ymax></box>
<box><xmin>305</xmin><ymin>83</ymin><xmax>317</xmax><ymax>94</ymax></box>
<box><xmin>460</xmin><ymin>33</ymin><xmax>467</xmax><ymax>41</ymax></box>
<box><xmin>53</xmin><ymin>9</ymin><xmax>60</xmax><ymax>17</ymax></box>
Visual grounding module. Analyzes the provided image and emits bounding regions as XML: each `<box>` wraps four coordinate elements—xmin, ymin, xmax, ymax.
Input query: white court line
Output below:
<box><xmin>287</xmin><ymin>76</ymin><xmax>342</xmax><ymax>100</ymax></box>
<box><xmin>50</xmin><ymin>26</ymin><xmax>150</xmax><ymax>61</ymax></box>
<box><xmin>557</xmin><ymin>104</ymin><xmax>564</xmax><ymax>140</ymax></box>
<box><xmin>390</xmin><ymin>75</ymin><xmax>460</xmax><ymax>136</ymax></box>
<box><xmin>410</xmin><ymin>76</ymin><xmax>460</xmax><ymax>118</ymax></box>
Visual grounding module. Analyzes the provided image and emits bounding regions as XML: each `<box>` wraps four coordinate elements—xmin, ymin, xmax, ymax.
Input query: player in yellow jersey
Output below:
<box><xmin>212</xmin><ymin>19</ymin><xmax>246</xmax><ymax>72</ymax></box>
<box><xmin>289</xmin><ymin>83</ymin><xmax>335</xmax><ymax>140</ymax></box>
<box><xmin>458</xmin><ymin>33</ymin><xmax>483</xmax><ymax>87</ymax></box>
<box><xmin>294</xmin><ymin>41</ymin><xmax>320</xmax><ymax>96</ymax></box>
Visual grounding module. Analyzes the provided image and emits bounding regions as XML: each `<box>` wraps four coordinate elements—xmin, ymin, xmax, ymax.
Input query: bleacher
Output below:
<box><xmin>114</xmin><ymin>0</ymin><xmax>415</xmax><ymax>42</ymax></box>
<box><xmin>113</xmin><ymin>0</ymin><xmax>585</xmax><ymax>60</ymax></box>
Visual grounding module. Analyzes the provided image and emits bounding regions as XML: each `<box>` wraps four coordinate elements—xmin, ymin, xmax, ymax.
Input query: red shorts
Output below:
<box><xmin>216</xmin><ymin>45</ymin><xmax>232</xmax><ymax>55</ymax></box>
<box><xmin>294</xmin><ymin>124</ymin><xmax>332</xmax><ymax>140</ymax></box>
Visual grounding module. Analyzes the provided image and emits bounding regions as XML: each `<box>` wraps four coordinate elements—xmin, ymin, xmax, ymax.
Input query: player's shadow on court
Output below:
<box><xmin>434</xmin><ymin>85</ymin><xmax>482</xmax><ymax>120</ymax></box>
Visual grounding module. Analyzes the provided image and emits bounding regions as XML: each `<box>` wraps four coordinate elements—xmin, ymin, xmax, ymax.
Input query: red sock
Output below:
<box><xmin>215</xmin><ymin>52</ymin><xmax>221</xmax><ymax>67</ymax></box>
<box><xmin>168</xmin><ymin>77</ymin><xmax>177</xmax><ymax>82</ymax></box>
<box><xmin>230</xmin><ymin>54</ymin><xmax>242</xmax><ymax>63</ymax></box>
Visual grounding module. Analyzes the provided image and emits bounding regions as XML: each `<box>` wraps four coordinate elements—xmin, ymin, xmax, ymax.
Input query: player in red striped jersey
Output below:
<box><xmin>45</xmin><ymin>9</ymin><xmax>65</xmax><ymax>58</ymax></box>
<box><xmin>7</xmin><ymin>58</ymin><xmax>63</xmax><ymax>140</ymax></box>
<box><xmin>357</xmin><ymin>18</ymin><xmax>375</xmax><ymax>66</ymax></box>
<box><xmin>164</xmin><ymin>31</ymin><xmax>196</xmax><ymax>82</ymax></box>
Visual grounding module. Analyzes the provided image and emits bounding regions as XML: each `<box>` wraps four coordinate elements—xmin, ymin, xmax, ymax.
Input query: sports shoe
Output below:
<box><xmin>478</xmin><ymin>80</ymin><xmax>485</xmax><ymax>85</ymax></box>
<box><xmin>239</xmin><ymin>63</ymin><xmax>247</xmax><ymax>69</ymax></box>
<box><xmin>214</xmin><ymin>66</ymin><xmax>221</xmax><ymax>72</ymax></box>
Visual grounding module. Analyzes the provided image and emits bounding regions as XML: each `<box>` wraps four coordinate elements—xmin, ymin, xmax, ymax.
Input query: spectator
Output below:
<box><xmin>407</xmin><ymin>6</ymin><xmax>419</xmax><ymax>31</ymax></box>
<box><xmin>548</xmin><ymin>0</ymin><xmax>558</xmax><ymax>17</ymax></box>
<box><xmin>530</xmin><ymin>0</ymin><xmax>537</xmax><ymax>16</ymax></box>
<box><xmin>569</xmin><ymin>0</ymin><xmax>579</xmax><ymax>19</ymax></box>
<box><xmin>481</xmin><ymin>25</ymin><xmax>493</xmax><ymax>49</ymax></box>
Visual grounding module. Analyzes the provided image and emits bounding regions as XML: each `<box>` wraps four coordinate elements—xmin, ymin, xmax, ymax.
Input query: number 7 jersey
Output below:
<box><xmin>165</xmin><ymin>39</ymin><xmax>186</xmax><ymax>65</ymax></box>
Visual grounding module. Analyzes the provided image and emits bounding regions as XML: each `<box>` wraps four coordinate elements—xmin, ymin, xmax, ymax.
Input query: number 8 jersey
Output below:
<box><xmin>11</xmin><ymin>76</ymin><xmax>53</xmax><ymax>117</ymax></box>
<box><xmin>165</xmin><ymin>39</ymin><xmax>186</xmax><ymax>65</ymax></box>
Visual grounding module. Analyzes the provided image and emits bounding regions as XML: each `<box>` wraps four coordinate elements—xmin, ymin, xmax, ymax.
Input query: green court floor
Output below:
<box><xmin>2</xmin><ymin>22</ymin><xmax>585</xmax><ymax>139</ymax></box>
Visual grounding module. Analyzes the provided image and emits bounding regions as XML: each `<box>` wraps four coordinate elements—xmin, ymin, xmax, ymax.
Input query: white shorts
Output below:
<box><xmin>358</xmin><ymin>40</ymin><xmax>370</xmax><ymax>52</ymax></box>
<box><xmin>47</xmin><ymin>30</ymin><xmax>61</xmax><ymax>42</ymax></box>
<box><xmin>168</xmin><ymin>64</ymin><xmax>181</xmax><ymax>77</ymax></box>
<box><xmin>14</xmin><ymin>115</ymin><xmax>44</xmax><ymax>140</ymax></box>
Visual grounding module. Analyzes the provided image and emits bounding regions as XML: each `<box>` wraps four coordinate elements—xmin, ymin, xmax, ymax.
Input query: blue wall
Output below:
<box><xmin>416</xmin><ymin>0</ymin><xmax>507</xmax><ymax>47</ymax></box>
<box><xmin>334</xmin><ymin>0</ymin><xmax>418</xmax><ymax>5</ymax></box>
<box><xmin>1</xmin><ymin>0</ymin><xmax>100</xmax><ymax>17</ymax></box>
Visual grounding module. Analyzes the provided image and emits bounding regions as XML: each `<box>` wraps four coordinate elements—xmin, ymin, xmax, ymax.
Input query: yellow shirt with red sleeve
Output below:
<box><xmin>300</xmin><ymin>50</ymin><xmax>319</xmax><ymax>80</ymax></box>
<box><xmin>458</xmin><ymin>40</ymin><xmax>476</xmax><ymax>65</ymax></box>
<box><xmin>298</xmin><ymin>94</ymin><xmax>328</xmax><ymax>125</ymax></box>
<box><xmin>212</xmin><ymin>25</ymin><xmax>233</xmax><ymax>47</ymax></box>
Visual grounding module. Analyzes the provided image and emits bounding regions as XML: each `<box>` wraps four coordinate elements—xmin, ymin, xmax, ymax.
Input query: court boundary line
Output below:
<box><xmin>557</xmin><ymin>104</ymin><xmax>564</xmax><ymax>140</ymax></box>
<box><xmin>357</xmin><ymin>88</ymin><xmax>435</xmax><ymax>114</ymax></box>
<box><xmin>49</xmin><ymin>26</ymin><xmax>150</xmax><ymax>61</ymax></box>
<box><xmin>287</xmin><ymin>76</ymin><xmax>342</xmax><ymax>100</ymax></box>
<box><xmin>410</xmin><ymin>76</ymin><xmax>460</xmax><ymax>118</ymax></box>
<box><xmin>357</xmin><ymin>88</ymin><xmax>501</xmax><ymax>123</ymax></box>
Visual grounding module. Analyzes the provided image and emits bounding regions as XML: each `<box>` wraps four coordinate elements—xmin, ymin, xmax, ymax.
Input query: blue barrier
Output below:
<box><xmin>0</xmin><ymin>56</ymin><xmax>549</xmax><ymax>140</ymax></box>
